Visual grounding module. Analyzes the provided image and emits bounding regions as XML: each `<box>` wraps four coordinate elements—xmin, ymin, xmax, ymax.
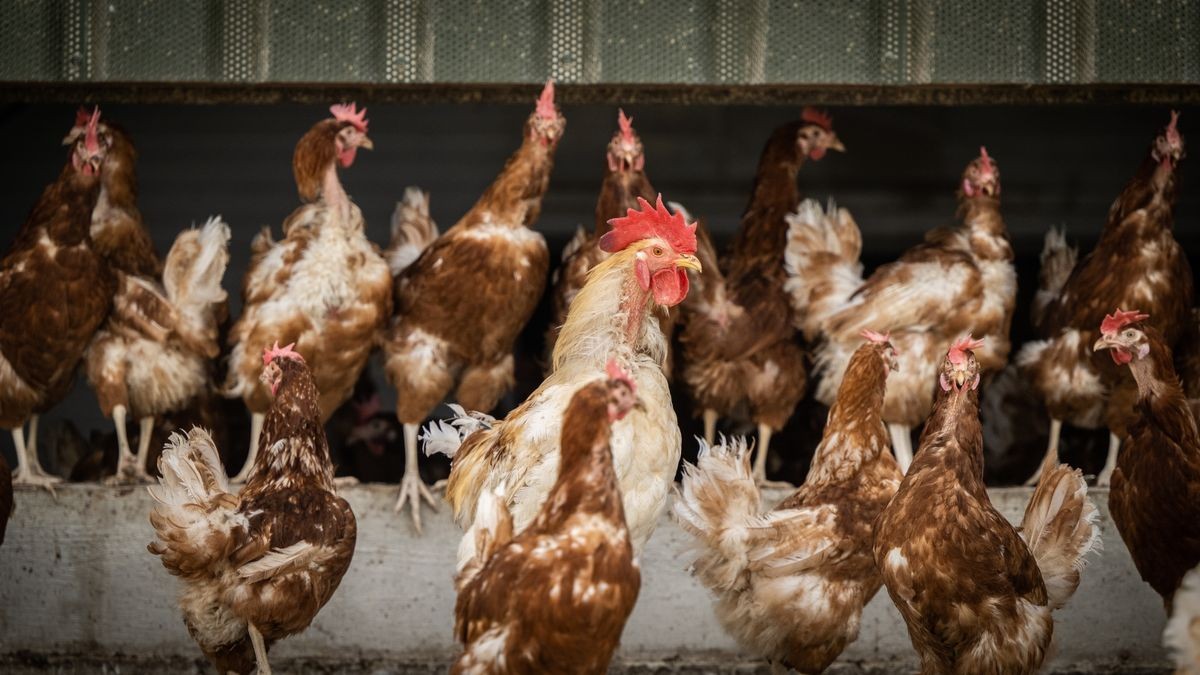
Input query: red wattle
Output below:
<box><xmin>1111</xmin><ymin>349</ymin><xmax>1133</xmax><ymax>365</ymax></box>
<box><xmin>651</xmin><ymin>268</ymin><xmax>690</xmax><ymax>307</ymax></box>
<box><xmin>338</xmin><ymin>147</ymin><xmax>358</xmax><ymax>167</ymax></box>
<box><xmin>810</xmin><ymin>147</ymin><xmax>826</xmax><ymax>161</ymax></box>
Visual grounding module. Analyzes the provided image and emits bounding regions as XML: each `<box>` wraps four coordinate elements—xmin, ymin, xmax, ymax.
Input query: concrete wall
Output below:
<box><xmin>0</xmin><ymin>485</ymin><xmax>1170</xmax><ymax>673</ymax></box>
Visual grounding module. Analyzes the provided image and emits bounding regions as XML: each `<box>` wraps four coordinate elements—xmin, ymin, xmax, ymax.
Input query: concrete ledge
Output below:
<box><xmin>0</xmin><ymin>485</ymin><xmax>1171</xmax><ymax>673</ymax></box>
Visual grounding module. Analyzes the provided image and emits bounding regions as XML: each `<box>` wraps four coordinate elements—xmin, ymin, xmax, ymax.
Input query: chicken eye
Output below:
<box><xmin>652</xmin><ymin>246</ymin><xmax>665</xmax><ymax>257</ymax></box>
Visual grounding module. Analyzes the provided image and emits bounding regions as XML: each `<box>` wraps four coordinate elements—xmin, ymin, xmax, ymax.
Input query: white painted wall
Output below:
<box><xmin>0</xmin><ymin>485</ymin><xmax>1170</xmax><ymax>672</ymax></box>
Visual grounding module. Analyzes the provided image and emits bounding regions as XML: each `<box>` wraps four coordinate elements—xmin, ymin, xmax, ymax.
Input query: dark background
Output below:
<box><xmin>0</xmin><ymin>102</ymin><xmax>1196</xmax><ymax>484</ymax></box>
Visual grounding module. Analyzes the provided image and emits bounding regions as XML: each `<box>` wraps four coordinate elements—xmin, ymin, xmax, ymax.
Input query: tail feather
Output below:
<box><xmin>162</xmin><ymin>216</ymin><xmax>231</xmax><ymax>318</ymax></box>
<box><xmin>674</xmin><ymin>436</ymin><xmax>764</xmax><ymax>592</ymax></box>
<box><xmin>147</xmin><ymin>428</ymin><xmax>245</xmax><ymax>579</ymax></box>
<box><xmin>421</xmin><ymin>403</ymin><xmax>495</xmax><ymax>460</ymax></box>
<box><xmin>1031</xmin><ymin>226</ymin><xmax>1077</xmax><ymax>329</ymax></box>
<box><xmin>387</xmin><ymin>187</ymin><xmax>439</xmax><ymax>277</ymax></box>
<box><xmin>783</xmin><ymin>198</ymin><xmax>865</xmax><ymax>340</ymax></box>
<box><xmin>1165</xmin><ymin>565</ymin><xmax>1200</xmax><ymax>674</ymax></box>
<box><xmin>1018</xmin><ymin>463</ymin><xmax>1100</xmax><ymax>610</ymax></box>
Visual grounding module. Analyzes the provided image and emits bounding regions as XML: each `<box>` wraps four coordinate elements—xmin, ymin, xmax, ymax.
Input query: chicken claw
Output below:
<box><xmin>12</xmin><ymin>467</ymin><xmax>60</xmax><ymax>498</ymax></box>
<box><xmin>395</xmin><ymin>470</ymin><xmax>439</xmax><ymax>534</ymax></box>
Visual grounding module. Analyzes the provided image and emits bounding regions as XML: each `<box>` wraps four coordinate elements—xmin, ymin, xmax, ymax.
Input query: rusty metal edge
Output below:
<box><xmin>0</xmin><ymin>82</ymin><xmax>1198</xmax><ymax>106</ymax></box>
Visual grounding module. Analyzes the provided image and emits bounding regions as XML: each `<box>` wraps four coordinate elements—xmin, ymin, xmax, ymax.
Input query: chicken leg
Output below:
<box><xmin>10</xmin><ymin>425</ymin><xmax>59</xmax><ymax>494</ymax></box>
<box><xmin>26</xmin><ymin>414</ymin><xmax>38</xmax><ymax>461</ymax></box>
<box><xmin>702</xmin><ymin>409</ymin><xmax>718</xmax><ymax>445</ymax></box>
<box><xmin>888</xmin><ymin>423</ymin><xmax>913</xmax><ymax>474</ymax></box>
<box><xmin>106</xmin><ymin>404</ymin><xmax>138</xmax><ymax>484</ymax></box>
<box><xmin>248</xmin><ymin>623</ymin><xmax>272</xmax><ymax>675</ymax></box>
<box><xmin>231</xmin><ymin>412</ymin><xmax>265</xmax><ymax>484</ymax></box>
<box><xmin>133</xmin><ymin>416</ymin><xmax>155</xmax><ymax>482</ymax></box>
<box><xmin>753</xmin><ymin>423</ymin><xmax>792</xmax><ymax>488</ymax></box>
<box><xmin>1023</xmin><ymin>418</ymin><xmax>1063</xmax><ymax>486</ymax></box>
<box><xmin>1097</xmin><ymin>431</ymin><xmax>1121</xmax><ymax>486</ymax></box>
<box><xmin>394</xmin><ymin>422</ymin><xmax>438</xmax><ymax>533</ymax></box>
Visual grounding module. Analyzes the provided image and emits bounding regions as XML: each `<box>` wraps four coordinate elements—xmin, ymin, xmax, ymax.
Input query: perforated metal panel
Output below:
<box><xmin>1</xmin><ymin>0</ymin><xmax>1197</xmax><ymax>86</ymax></box>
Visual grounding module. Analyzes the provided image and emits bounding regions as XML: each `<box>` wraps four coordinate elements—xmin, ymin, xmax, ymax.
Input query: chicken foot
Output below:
<box><xmin>1023</xmin><ymin>418</ymin><xmax>1063</xmax><ymax>487</ymax></box>
<box><xmin>231</xmin><ymin>412</ymin><xmax>265</xmax><ymax>484</ymax></box>
<box><xmin>248</xmin><ymin>623</ymin><xmax>272</xmax><ymax>675</ymax></box>
<box><xmin>394</xmin><ymin>422</ymin><xmax>438</xmax><ymax>534</ymax></box>
<box><xmin>1097</xmin><ymin>431</ymin><xmax>1121</xmax><ymax>487</ymax></box>
<box><xmin>888</xmin><ymin>423</ymin><xmax>913</xmax><ymax>474</ymax></box>
<box><xmin>10</xmin><ymin>425</ymin><xmax>59</xmax><ymax>495</ymax></box>
<box><xmin>753</xmin><ymin>423</ymin><xmax>792</xmax><ymax>489</ymax></box>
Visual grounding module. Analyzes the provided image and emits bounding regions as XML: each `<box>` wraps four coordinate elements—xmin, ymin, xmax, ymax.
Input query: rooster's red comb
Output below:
<box><xmin>83</xmin><ymin>107</ymin><xmax>102</xmax><ymax>154</ymax></box>
<box><xmin>330</xmin><ymin>103</ymin><xmax>368</xmax><ymax>133</ymax></box>
<box><xmin>75</xmin><ymin>106</ymin><xmax>92</xmax><ymax>128</ymax></box>
<box><xmin>617</xmin><ymin>108</ymin><xmax>636</xmax><ymax>144</ymax></box>
<box><xmin>801</xmin><ymin>107</ymin><xmax>834</xmax><ymax>131</ymax></box>
<box><xmin>1100</xmin><ymin>309</ymin><xmax>1149</xmax><ymax>336</ymax></box>
<box><xmin>947</xmin><ymin>334</ymin><xmax>985</xmax><ymax>365</ymax></box>
<box><xmin>600</xmin><ymin>194</ymin><xmax>697</xmax><ymax>255</ymax></box>
<box><xmin>605</xmin><ymin>358</ymin><xmax>636</xmax><ymax>395</ymax></box>
<box><xmin>1166</xmin><ymin>110</ymin><xmax>1182</xmax><ymax>145</ymax></box>
<box><xmin>536</xmin><ymin>79</ymin><xmax>557</xmax><ymax>120</ymax></box>
<box><xmin>263</xmin><ymin>341</ymin><xmax>305</xmax><ymax>366</ymax></box>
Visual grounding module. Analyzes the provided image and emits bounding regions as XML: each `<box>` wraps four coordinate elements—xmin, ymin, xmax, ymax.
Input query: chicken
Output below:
<box><xmin>86</xmin><ymin>217</ymin><xmax>231</xmax><ymax>483</ymax></box>
<box><xmin>451</xmin><ymin>361</ymin><xmax>641</xmax><ymax>674</ymax></box>
<box><xmin>384</xmin><ymin>186</ymin><xmax>439</xmax><ymax>278</ymax></box>
<box><xmin>427</xmin><ymin>195</ymin><xmax>700</xmax><ymax>568</ymax></box>
<box><xmin>384</xmin><ymin>81</ymin><xmax>563</xmax><ymax>530</ymax></box>
<box><xmin>1092</xmin><ymin>310</ymin><xmax>1200</xmax><ymax>610</ymax></box>
<box><xmin>225</xmin><ymin>103</ymin><xmax>391</xmax><ymax>483</ymax></box>
<box><xmin>1018</xmin><ymin>112</ymin><xmax>1191</xmax><ymax>486</ymax></box>
<box><xmin>148</xmin><ymin>342</ymin><xmax>356</xmax><ymax>675</ymax></box>
<box><xmin>873</xmin><ymin>336</ymin><xmax>1099</xmax><ymax>674</ymax></box>
<box><xmin>675</xmin><ymin>330</ymin><xmax>902</xmax><ymax>674</ymax></box>
<box><xmin>785</xmin><ymin>148</ymin><xmax>1016</xmax><ymax>473</ymax></box>
<box><xmin>1167</xmin><ymin>564</ymin><xmax>1200</xmax><ymax>674</ymax></box>
<box><xmin>546</xmin><ymin>109</ymin><xmax>656</xmax><ymax>362</ymax></box>
<box><xmin>679</xmin><ymin>109</ymin><xmax>845</xmax><ymax>486</ymax></box>
<box><xmin>1</xmin><ymin>107</ymin><xmax>114</xmax><ymax>490</ymax></box>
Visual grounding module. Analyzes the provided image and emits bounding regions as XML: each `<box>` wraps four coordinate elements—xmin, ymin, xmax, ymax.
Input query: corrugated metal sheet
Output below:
<box><xmin>2</xmin><ymin>0</ymin><xmax>1197</xmax><ymax>86</ymax></box>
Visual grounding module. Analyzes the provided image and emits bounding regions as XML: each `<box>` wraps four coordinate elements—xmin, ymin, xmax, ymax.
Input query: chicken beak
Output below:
<box><xmin>1093</xmin><ymin>336</ymin><xmax>1114</xmax><ymax>353</ymax></box>
<box><xmin>828</xmin><ymin>137</ymin><xmax>846</xmax><ymax>153</ymax></box>
<box><xmin>675</xmin><ymin>254</ymin><xmax>702</xmax><ymax>273</ymax></box>
<box><xmin>358</xmin><ymin>135</ymin><xmax>374</xmax><ymax>151</ymax></box>
<box><xmin>953</xmin><ymin>369</ymin><xmax>968</xmax><ymax>388</ymax></box>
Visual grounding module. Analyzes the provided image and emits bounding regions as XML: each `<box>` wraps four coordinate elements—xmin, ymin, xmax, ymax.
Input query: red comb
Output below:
<box><xmin>262</xmin><ymin>341</ymin><xmax>305</xmax><ymax>366</ymax></box>
<box><xmin>600</xmin><ymin>194</ymin><xmax>697</xmax><ymax>255</ymax></box>
<box><xmin>978</xmin><ymin>146</ymin><xmax>995</xmax><ymax>174</ymax></box>
<box><xmin>84</xmin><ymin>107</ymin><xmax>101</xmax><ymax>154</ymax></box>
<box><xmin>861</xmin><ymin>329</ymin><xmax>891</xmax><ymax>344</ymax></box>
<box><xmin>330</xmin><ymin>103</ymin><xmax>368</xmax><ymax>133</ymax></box>
<box><xmin>536</xmin><ymin>79</ymin><xmax>556</xmax><ymax>120</ymax></box>
<box><xmin>1100</xmin><ymin>309</ymin><xmax>1149</xmax><ymax>336</ymax></box>
<box><xmin>1166</xmin><ymin>110</ymin><xmax>1181</xmax><ymax>145</ymax></box>
<box><xmin>801</xmin><ymin>107</ymin><xmax>834</xmax><ymax>131</ymax></box>
<box><xmin>75</xmin><ymin>106</ymin><xmax>91</xmax><ymax>128</ymax></box>
<box><xmin>605</xmin><ymin>358</ymin><xmax>636</xmax><ymax>395</ymax></box>
<box><xmin>947</xmin><ymin>334</ymin><xmax>985</xmax><ymax>365</ymax></box>
<box><xmin>617</xmin><ymin>108</ymin><xmax>636</xmax><ymax>144</ymax></box>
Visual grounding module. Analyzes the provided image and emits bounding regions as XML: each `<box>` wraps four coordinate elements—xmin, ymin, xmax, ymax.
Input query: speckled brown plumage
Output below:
<box><xmin>676</xmin><ymin>339</ymin><xmax>901</xmax><ymax>673</ymax></box>
<box><xmin>873</xmin><ymin>345</ymin><xmax>1097</xmax><ymax>674</ymax></box>
<box><xmin>88</xmin><ymin>122</ymin><xmax>161</xmax><ymax>278</ymax></box>
<box><xmin>1</xmin><ymin>148</ymin><xmax>115</xmax><ymax>429</ymax></box>
<box><xmin>679</xmin><ymin>121</ymin><xmax>812</xmax><ymax>432</ymax></box>
<box><xmin>1104</xmin><ymin>324</ymin><xmax>1200</xmax><ymax>611</ymax></box>
<box><xmin>452</xmin><ymin>378</ymin><xmax>640</xmax><ymax>674</ymax></box>
<box><xmin>385</xmin><ymin>106</ymin><xmax>562</xmax><ymax>423</ymax></box>
<box><xmin>148</xmin><ymin>354</ymin><xmax>356</xmax><ymax>675</ymax></box>
<box><xmin>1021</xmin><ymin>117</ymin><xmax>1192</xmax><ymax>438</ymax></box>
